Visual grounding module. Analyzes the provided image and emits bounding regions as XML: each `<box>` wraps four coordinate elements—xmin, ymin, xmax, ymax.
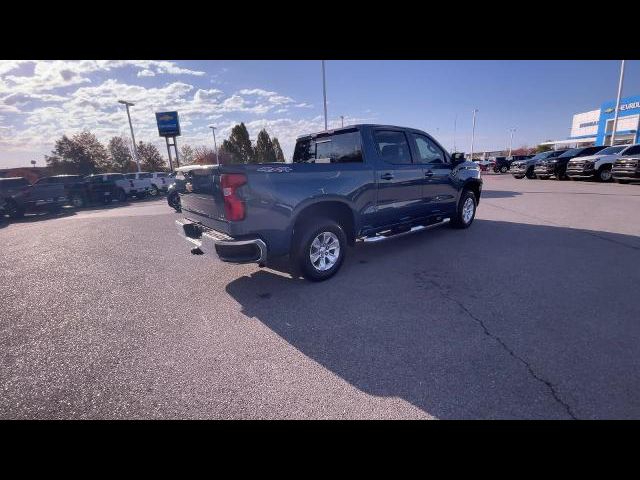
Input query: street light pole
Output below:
<box><xmin>453</xmin><ymin>115</ymin><xmax>457</xmax><ymax>152</ymax></box>
<box><xmin>340</xmin><ymin>115</ymin><xmax>344</xmax><ymax>128</ymax></box>
<box><xmin>470</xmin><ymin>109</ymin><xmax>478</xmax><ymax>160</ymax></box>
<box><xmin>611</xmin><ymin>60</ymin><xmax>626</xmax><ymax>146</ymax></box>
<box><xmin>118</xmin><ymin>100</ymin><xmax>140</xmax><ymax>172</ymax></box>
<box><xmin>508</xmin><ymin>128</ymin><xmax>516</xmax><ymax>157</ymax></box>
<box><xmin>208</xmin><ymin>125</ymin><xmax>218</xmax><ymax>163</ymax></box>
<box><xmin>322</xmin><ymin>60</ymin><xmax>328</xmax><ymax>131</ymax></box>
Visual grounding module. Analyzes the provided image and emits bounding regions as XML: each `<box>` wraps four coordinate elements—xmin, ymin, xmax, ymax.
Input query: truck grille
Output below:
<box><xmin>614</xmin><ymin>159</ymin><xmax>638</xmax><ymax>169</ymax></box>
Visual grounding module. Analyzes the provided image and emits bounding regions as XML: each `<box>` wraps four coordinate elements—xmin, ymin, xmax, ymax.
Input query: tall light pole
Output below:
<box><xmin>453</xmin><ymin>114</ymin><xmax>457</xmax><ymax>152</ymax></box>
<box><xmin>340</xmin><ymin>115</ymin><xmax>344</xmax><ymax>128</ymax></box>
<box><xmin>610</xmin><ymin>60</ymin><xmax>626</xmax><ymax>146</ymax></box>
<box><xmin>322</xmin><ymin>60</ymin><xmax>328</xmax><ymax>131</ymax></box>
<box><xmin>508</xmin><ymin>128</ymin><xmax>516</xmax><ymax>157</ymax></box>
<box><xmin>118</xmin><ymin>100</ymin><xmax>140</xmax><ymax>172</ymax></box>
<box><xmin>470</xmin><ymin>109</ymin><xmax>478</xmax><ymax>160</ymax></box>
<box><xmin>208</xmin><ymin>124</ymin><xmax>218</xmax><ymax>163</ymax></box>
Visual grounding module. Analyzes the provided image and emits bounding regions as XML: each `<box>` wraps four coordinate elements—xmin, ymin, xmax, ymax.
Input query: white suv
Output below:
<box><xmin>124</xmin><ymin>172</ymin><xmax>170</xmax><ymax>197</ymax></box>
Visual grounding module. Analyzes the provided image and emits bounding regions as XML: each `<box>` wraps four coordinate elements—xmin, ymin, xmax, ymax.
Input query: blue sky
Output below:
<box><xmin>1</xmin><ymin>60</ymin><xmax>638</xmax><ymax>168</ymax></box>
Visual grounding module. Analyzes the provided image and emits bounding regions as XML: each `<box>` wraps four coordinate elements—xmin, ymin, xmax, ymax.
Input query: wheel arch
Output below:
<box><xmin>292</xmin><ymin>198</ymin><xmax>357</xmax><ymax>246</ymax></box>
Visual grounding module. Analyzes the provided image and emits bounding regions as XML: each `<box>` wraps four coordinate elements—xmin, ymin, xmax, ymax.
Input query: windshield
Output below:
<box><xmin>597</xmin><ymin>146</ymin><xmax>626</xmax><ymax>155</ymax></box>
<box><xmin>529</xmin><ymin>151</ymin><xmax>555</xmax><ymax>161</ymax></box>
<box><xmin>558</xmin><ymin>148</ymin><xmax>582</xmax><ymax>158</ymax></box>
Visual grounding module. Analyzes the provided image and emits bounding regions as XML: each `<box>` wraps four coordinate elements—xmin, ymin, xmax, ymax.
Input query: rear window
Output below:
<box><xmin>293</xmin><ymin>130</ymin><xmax>363</xmax><ymax>164</ymax></box>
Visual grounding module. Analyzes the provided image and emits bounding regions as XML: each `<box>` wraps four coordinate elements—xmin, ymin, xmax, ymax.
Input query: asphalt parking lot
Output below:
<box><xmin>1</xmin><ymin>175</ymin><xmax>640</xmax><ymax>419</ymax></box>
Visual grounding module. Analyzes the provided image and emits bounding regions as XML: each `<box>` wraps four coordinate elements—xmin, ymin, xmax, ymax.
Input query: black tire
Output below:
<box><xmin>4</xmin><ymin>199</ymin><xmax>24</xmax><ymax>219</ymax></box>
<box><xmin>500</xmin><ymin>165</ymin><xmax>508</xmax><ymax>173</ymax></box>
<box><xmin>167</xmin><ymin>191</ymin><xmax>181</xmax><ymax>212</ymax></box>
<box><xmin>597</xmin><ymin>166</ymin><xmax>612</xmax><ymax>182</ymax></box>
<box><xmin>450</xmin><ymin>189</ymin><xmax>477</xmax><ymax>229</ymax></box>
<box><xmin>525</xmin><ymin>168</ymin><xmax>536</xmax><ymax>180</ymax></box>
<box><xmin>493</xmin><ymin>167</ymin><xmax>499</xmax><ymax>173</ymax></box>
<box><xmin>71</xmin><ymin>193</ymin><xmax>85</xmax><ymax>208</ymax></box>
<box><xmin>149</xmin><ymin>185</ymin><xmax>159</xmax><ymax>197</ymax></box>
<box><xmin>292</xmin><ymin>218</ymin><xmax>347</xmax><ymax>282</ymax></box>
<box><xmin>116</xmin><ymin>189</ymin><xmax>127</xmax><ymax>202</ymax></box>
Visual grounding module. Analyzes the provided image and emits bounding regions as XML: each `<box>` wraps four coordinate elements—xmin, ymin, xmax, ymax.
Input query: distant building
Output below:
<box><xmin>543</xmin><ymin>94</ymin><xmax>640</xmax><ymax>149</ymax></box>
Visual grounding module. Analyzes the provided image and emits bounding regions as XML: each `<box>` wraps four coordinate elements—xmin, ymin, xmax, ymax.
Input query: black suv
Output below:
<box><xmin>34</xmin><ymin>175</ymin><xmax>115</xmax><ymax>207</ymax></box>
<box><xmin>493</xmin><ymin>155</ymin><xmax>534</xmax><ymax>173</ymax></box>
<box><xmin>534</xmin><ymin>146</ymin><xmax>607</xmax><ymax>180</ymax></box>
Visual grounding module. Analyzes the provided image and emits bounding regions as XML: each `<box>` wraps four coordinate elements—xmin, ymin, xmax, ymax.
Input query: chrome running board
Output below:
<box><xmin>359</xmin><ymin>218</ymin><xmax>450</xmax><ymax>243</ymax></box>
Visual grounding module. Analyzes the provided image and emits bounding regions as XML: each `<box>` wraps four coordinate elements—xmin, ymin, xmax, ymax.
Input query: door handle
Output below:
<box><xmin>424</xmin><ymin>170</ymin><xmax>434</xmax><ymax>177</ymax></box>
<box><xmin>380</xmin><ymin>173</ymin><xmax>394</xmax><ymax>180</ymax></box>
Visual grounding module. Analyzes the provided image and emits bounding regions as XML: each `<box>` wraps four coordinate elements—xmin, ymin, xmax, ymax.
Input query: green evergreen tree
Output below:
<box><xmin>137</xmin><ymin>141</ymin><xmax>167</xmax><ymax>171</ymax></box>
<box><xmin>254</xmin><ymin>129</ymin><xmax>276</xmax><ymax>163</ymax></box>
<box><xmin>220</xmin><ymin>122</ymin><xmax>254</xmax><ymax>164</ymax></box>
<box><xmin>272</xmin><ymin>137</ymin><xmax>286</xmax><ymax>162</ymax></box>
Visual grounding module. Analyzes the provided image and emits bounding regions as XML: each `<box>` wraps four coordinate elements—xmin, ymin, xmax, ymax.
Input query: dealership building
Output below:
<box><xmin>543</xmin><ymin>94</ymin><xmax>640</xmax><ymax>148</ymax></box>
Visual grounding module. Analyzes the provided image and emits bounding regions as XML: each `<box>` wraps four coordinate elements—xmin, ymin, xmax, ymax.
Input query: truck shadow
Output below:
<box><xmin>480</xmin><ymin>190</ymin><xmax>522</xmax><ymax>199</ymax></box>
<box><xmin>225</xmin><ymin>220</ymin><xmax>640</xmax><ymax>419</ymax></box>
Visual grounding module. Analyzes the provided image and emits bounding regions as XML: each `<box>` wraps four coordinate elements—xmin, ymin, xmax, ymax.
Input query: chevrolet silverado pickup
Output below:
<box><xmin>0</xmin><ymin>176</ymin><xmax>68</xmax><ymax>219</ymax></box>
<box><xmin>175</xmin><ymin>124</ymin><xmax>482</xmax><ymax>281</ymax></box>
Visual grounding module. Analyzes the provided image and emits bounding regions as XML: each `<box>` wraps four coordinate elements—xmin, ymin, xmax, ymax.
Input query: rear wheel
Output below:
<box><xmin>597</xmin><ymin>166</ymin><xmax>612</xmax><ymax>182</ymax></box>
<box><xmin>4</xmin><ymin>199</ymin><xmax>24</xmax><ymax>219</ymax></box>
<box><xmin>500</xmin><ymin>165</ymin><xmax>508</xmax><ymax>173</ymax></box>
<box><xmin>293</xmin><ymin>218</ymin><xmax>347</xmax><ymax>281</ymax></box>
<box><xmin>116</xmin><ymin>189</ymin><xmax>127</xmax><ymax>202</ymax></box>
<box><xmin>450</xmin><ymin>189</ymin><xmax>476</xmax><ymax>229</ymax></box>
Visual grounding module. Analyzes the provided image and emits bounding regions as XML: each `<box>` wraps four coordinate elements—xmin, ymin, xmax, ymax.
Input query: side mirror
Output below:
<box><xmin>451</xmin><ymin>152</ymin><xmax>465</xmax><ymax>164</ymax></box>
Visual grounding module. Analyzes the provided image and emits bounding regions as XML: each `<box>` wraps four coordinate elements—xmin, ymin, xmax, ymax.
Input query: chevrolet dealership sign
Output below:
<box><xmin>604</xmin><ymin>101</ymin><xmax>640</xmax><ymax>115</ymax></box>
<box><xmin>155</xmin><ymin>111</ymin><xmax>181</xmax><ymax>137</ymax></box>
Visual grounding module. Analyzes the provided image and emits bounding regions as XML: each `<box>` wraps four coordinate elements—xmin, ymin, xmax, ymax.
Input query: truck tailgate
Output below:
<box><xmin>179</xmin><ymin>166</ymin><xmax>228</xmax><ymax>231</ymax></box>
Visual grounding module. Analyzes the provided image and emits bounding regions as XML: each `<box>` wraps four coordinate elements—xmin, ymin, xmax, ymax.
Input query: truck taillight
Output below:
<box><xmin>220</xmin><ymin>173</ymin><xmax>246</xmax><ymax>221</ymax></box>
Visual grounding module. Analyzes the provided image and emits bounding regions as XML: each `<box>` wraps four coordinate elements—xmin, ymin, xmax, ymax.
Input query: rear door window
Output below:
<box><xmin>373</xmin><ymin>130</ymin><xmax>412</xmax><ymax>165</ymax></box>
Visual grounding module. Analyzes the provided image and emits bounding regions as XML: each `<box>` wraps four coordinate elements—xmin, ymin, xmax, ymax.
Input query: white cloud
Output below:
<box><xmin>137</xmin><ymin>69</ymin><xmax>156</xmax><ymax>77</ymax></box>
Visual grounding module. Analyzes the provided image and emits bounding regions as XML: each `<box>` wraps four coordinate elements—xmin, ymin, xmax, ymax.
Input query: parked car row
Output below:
<box><xmin>0</xmin><ymin>171</ymin><xmax>174</xmax><ymax>220</ymax></box>
<box><xmin>510</xmin><ymin>144</ymin><xmax>640</xmax><ymax>183</ymax></box>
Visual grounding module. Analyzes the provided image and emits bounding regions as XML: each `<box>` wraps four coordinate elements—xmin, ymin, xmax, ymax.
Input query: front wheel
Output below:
<box><xmin>500</xmin><ymin>165</ymin><xmax>508</xmax><ymax>173</ymax></box>
<box><xmin>293</xmin><ymin>218</ymin><xmax>347</xmax><ymax>282</ymax></box>
<box><xmin>71</xmin><ymin>193</ymin><xmax>85</xmax><ymax>208</ymax></box>
<box><xmin>597</xmin><ymin>166</ymin><xmax>612</xmax><ymax>182</ymax></box>
<box><xmin>450</xmin><ymin>190</ymin><xmax>477</xmax><ymax>229</ymax></box>
<box><xmin>149</xmin><ymin>185</ymin><xmax>159</xmax><ymax>197</ymax></box>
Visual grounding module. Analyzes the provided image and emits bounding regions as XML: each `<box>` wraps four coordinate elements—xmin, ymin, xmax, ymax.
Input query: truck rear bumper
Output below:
<box><xmin>175</xmin><ymin>219</ymin><xmax>267</xmax><ymax>264</ymax></box>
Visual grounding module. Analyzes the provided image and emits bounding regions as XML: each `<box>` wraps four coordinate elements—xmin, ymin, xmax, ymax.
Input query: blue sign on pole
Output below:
<box><xmin>155</xmin><ymin>111</ymin><xmax>181</xmax><ymax>137</ymax></box>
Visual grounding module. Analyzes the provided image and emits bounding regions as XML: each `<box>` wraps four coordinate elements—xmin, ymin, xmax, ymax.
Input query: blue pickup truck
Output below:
<box><xmin>175</xmin><ymin>124</ymin><xmax>482</xmax><ymax>281</ymax></box>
